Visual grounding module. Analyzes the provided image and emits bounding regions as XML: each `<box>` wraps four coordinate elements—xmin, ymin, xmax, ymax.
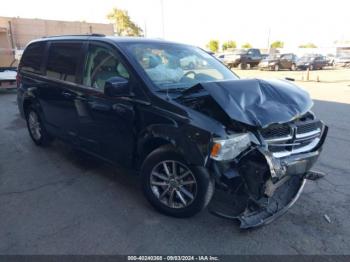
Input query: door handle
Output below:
<box><xmin>113</xmin><ymin>104</ymin><xmax>134</xmax><ymax>114</ymax></box>
<box><xmin>62</xmin><ymin>91</ymin><xmax>74</xmax><ymax>98</ymax></box>
<box><xmin>88</xmin><ymin>101</ymin><xmax>111</xmax><ymax>111</ymax></box>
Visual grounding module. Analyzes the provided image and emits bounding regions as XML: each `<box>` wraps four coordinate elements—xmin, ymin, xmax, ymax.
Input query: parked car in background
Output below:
<box><xmin>0</xmin><ymin>67</ymin><xmax>17</xmax><ymax>90</ymax></box>
<box><xmin>258</xmin><ymin>53</ymin><xmax>298</xmax><ymax>71</ymax></box>
<box><xmin>222</xmin><ymin>48</ymin><xmax>263</xmax><ymax>69</ymax></box>
<box><xmin>17</xmin><ymin>35</ymin><xmax>328</xmax><ymax>229</ymax></box>
<box><xmin>334</xmin><ymin>55</ymin><xmax>350</xmax><ymax>68</ymax></box>
<box><xmin>215</xmin><ymin>53</ymin><xmax>228</xmax><ymax>62</ymax></box>
<box><xmin>205</xmin><ymin>50</ymin><xmax>215</xmax><ymax>56</ymax></box>
<box><xmin>260</xmin><ymin>54</ymin><xmax>269</xmax><ymax>60</ymax></box>
<box><xmin>296</xmin><ymin>55</ymin><xmax>328</xmax><ymax>70</ymax></box>
<box><xmin>325</xmin><ymin>54</ymin><xmax>335</xmax><ymax>66</ymax></box>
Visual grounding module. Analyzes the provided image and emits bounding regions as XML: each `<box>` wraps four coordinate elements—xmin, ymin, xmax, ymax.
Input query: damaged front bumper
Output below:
<box><xmin>208</xmin><ymin>125</ymin><xmax>328</xmax><ymax>229</ymax></box>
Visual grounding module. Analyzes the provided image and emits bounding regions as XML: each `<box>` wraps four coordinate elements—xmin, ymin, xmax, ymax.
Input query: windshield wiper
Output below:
<box><xmin>156</xmin><ymin>88</ymin><xmax>187</xmax><ymax>93</ymax></box>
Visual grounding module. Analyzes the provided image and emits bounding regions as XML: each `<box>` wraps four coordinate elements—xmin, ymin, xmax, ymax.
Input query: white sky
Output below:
<box><xmin>1</xmin><ymin>0</ymin><xmax>349</xmax><ymax>49</ymax></box>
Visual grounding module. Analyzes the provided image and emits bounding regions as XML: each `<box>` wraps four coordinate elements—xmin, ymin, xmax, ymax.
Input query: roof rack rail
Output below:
<box><xmin>42</xmin><ymin>33</ymin><xmax>106</xmax><ymax>38</ymax></box>
<box><xmin>90</xmin><ymin>33</ymin><xmax>106</xmax><ymax>37</ymax></box>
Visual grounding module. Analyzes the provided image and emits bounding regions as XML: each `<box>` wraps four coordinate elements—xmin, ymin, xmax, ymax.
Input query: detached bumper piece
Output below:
<box><xmin>209</xmin><ymin>176</ymin><xmax>306</xmax><ymax>229</ymax></box>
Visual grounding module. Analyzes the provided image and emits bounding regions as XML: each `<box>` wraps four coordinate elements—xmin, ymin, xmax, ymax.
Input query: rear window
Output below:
<box><xmin>20</xmin><ymin>42</ymin><xmax>46</xmax><ymax>74</ymax></box>
<box><xmin>46</xmin><ymin>42</ymin><xmax>82</xmax><ymax>83</ymax></box>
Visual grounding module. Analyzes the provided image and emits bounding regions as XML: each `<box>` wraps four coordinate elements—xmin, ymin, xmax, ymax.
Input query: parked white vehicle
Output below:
<box><xmin>335</xmin><ymin>56</ymin><xmax>350</xmax><ymax>67</ymax></box>
<box><xmin>0</xmin><ymin>68</ymin><xmax>17</xmax><ymax>89</ymax></box>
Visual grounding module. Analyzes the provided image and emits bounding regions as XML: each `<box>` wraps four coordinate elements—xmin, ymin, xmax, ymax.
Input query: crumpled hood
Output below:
<box><xmin>186</xmin><ymin>79</ymin><xmax>313</xmax><ymax>127</ymax></box>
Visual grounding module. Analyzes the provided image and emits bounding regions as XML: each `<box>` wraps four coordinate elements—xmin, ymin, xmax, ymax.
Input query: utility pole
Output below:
<box><xmin>267</xmin><ymin>27</ymin><xmax>271</xmax><ymax>53</ymax></box>
<box><xmin>144</xmin><ymin>19</ymin><xmax>147</xmax><ymax>37</ymax></box>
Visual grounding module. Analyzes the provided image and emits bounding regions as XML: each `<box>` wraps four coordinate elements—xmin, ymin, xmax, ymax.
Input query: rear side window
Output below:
<box><xmin>21</xmin><ymin>42</ymin><xmax>46</xmax><ymax>74</ymax></box>
<box><xmin>46</xmin><ymin>42</ymin><xmax>82</xmax><ymax>83</ymax></box>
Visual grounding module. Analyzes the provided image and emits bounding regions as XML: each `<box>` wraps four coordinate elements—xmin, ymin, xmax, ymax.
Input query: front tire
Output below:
<box><xmin>141</xmin><ymin>145</ymin><xmax>214</xmax><ymax>218</ymax></box>
<box><xmin>25</xmin><ymin>106</ymin><xmax>53</xmax><ymax>146</ymax></box>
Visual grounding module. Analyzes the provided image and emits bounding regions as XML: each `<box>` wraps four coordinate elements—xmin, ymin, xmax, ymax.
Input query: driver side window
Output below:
<box><xmin>83</xmin><ymin>44</ymin><xmax>129</xmax><ymax>89</ymax></box>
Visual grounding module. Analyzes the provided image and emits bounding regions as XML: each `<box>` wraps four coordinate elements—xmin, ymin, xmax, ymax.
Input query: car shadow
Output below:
<box><xmin>50</xmin><ymin>139</ymin><xmax>140</xmax><ymax>188</ymax></box>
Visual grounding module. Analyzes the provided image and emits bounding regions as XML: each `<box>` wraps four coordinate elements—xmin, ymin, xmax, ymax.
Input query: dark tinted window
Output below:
<box><xmin>282</xmin><ymin>54</ymin><xmax>292</xmax><ymax>60</ymax></box>
<box><xmin>46</xmin><ymin>42</ymin><xmax>82</xmax><ymax>83</ymax></box>
<box><xmin>21</xmin><ymin>42</ymin><xmax>46</xmax><ymax>74</ymax></box>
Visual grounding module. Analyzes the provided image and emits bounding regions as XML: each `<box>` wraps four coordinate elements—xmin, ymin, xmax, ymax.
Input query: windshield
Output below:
<box><xmin>123</xmin><ymin>42</ymin><xmax>238</xmax><ymax>90</ymax></box>
<box><xmin>264</xmin><ymin>54</ymin><xmax>280</xmax><ymax>60</ymax></box>
<box><xmin>299</xmin><ymin>56</ymin><xmax>315</xmax><ymax>62</ymax></box>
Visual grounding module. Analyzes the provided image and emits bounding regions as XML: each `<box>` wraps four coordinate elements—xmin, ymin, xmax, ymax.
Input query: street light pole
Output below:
<box><xmin>144</xmin><ymin>19</ymin><xmax>147</xmax><ymax>37</ymax></box>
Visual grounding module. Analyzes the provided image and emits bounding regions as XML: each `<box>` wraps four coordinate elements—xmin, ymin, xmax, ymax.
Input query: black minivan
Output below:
<box><xmin>17</xmin><ymin>35</ymin><xmax>328</xmax><ymax>228</ymax></box>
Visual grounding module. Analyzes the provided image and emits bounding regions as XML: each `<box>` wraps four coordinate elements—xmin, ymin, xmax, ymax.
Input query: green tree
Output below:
<box><xmin>107</xmin><ymin>8</ymin><xmax>143</xmax><ymax>36</ymax></box>
<box><xmin>207</xmin><ymin>40</ymin><xmax>219</xmax><ymax>52</ymax></box>
<box><xmin>241</xmin><ymin>43</ymin><xmax>252</xmax><ymax>48</ymax></box>
<box><xmin>298</xmin><ymin>43</ymin><xmax>317</xmax><ymax>48</ymax></box>
<box><xmin>270</xmin><ymin>41</ymin><xmax>284</xmax><ymax>48</ymax></box>
<box><xmin>222</xmin><ymin>40</ymin><xmax>237</xmax><ymax>51</ymax></box>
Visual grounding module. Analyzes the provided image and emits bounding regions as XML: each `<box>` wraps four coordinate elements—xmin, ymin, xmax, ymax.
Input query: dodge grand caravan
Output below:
<box><xmin>17</xmin><ymin>35</ymin><xmax>328</xmax><ymax>228</ymax></box>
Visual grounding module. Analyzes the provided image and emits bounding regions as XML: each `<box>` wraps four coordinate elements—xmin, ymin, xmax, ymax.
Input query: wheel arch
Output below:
<box><xmin>137</xmin><ymin>136</ymin><xmax>173</xmax><ymax>167</ymax></box>
<box><xmin>136</xmin><ymin>124</ymin><xmax>211</xmax><ymax>168</ymax></box>
<box><xmin>22</xmin><ymin>97</ymin><xmax>45</xmax><ymax>121</ymax></box>
<box><xmin>23</xmin><ymin>97</ymin><xmax>35</xmax><ymax>117</ymax></box>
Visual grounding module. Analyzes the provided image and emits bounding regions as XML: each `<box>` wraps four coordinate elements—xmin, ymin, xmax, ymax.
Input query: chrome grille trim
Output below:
<box><xmin>269</xmin><ymin>142</ymin><xmax>302</xmax><ymax>147</ymax></box>
<box><xmin>295</xmin><ymin>129</ymin><xmax>321</xmax><ymax>139</ymax></box>
<box><xmin>272</xmin><ymin>137</ymin><xmax>320</xmax><ymax>158</ymax></box>
<box><xmin>264</xmin><ymin>135</ymin><xmax>293</xmax><ymax>143</ymax></box>
<box><xmin>260</xmin><ymin>120</ymin><xmax>323</xmax><ymax>159</ymax></box>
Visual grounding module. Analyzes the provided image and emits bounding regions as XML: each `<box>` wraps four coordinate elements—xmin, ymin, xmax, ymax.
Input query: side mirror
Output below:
<box><xmin>104</xmin><ymin>77</ymin><xmax>131</xmax><ymax>97</ymax></box>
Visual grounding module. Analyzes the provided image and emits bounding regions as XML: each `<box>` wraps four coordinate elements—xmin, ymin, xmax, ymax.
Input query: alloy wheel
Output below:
<box><xmin>28</xmin><ymin>111</ymin><xmax>42</xmax><ymax>141</ymax></box>
<box><xmin>150</xmin><ymin>160</ymin><xmax>197</xmax><ymax>209</ymax></box>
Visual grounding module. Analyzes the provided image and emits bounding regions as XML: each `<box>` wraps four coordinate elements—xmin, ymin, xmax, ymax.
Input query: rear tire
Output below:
<box><xmin>141</xmin><ymin>145</ymin><xmax>214</xmax><ymax>218</ymax></box>
<box><xmin>239</xmin><ymin>63</ymin><xmax>247</xmax><ymax>70</ymax></box>
<box><xmin>25</xmin><ymin>106</ymin><xmax>53</xmax><ymax>146</ymax></box>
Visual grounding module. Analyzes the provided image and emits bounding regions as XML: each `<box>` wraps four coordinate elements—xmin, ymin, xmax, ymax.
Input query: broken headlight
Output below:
<box><xmin>210</xmin><ymin>133</ymin><xmax>257</xmax><ymax>161</ymax></box>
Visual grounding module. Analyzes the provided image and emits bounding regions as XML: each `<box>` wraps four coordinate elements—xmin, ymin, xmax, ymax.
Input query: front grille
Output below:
<box><xmin>260</xmin><ymin>124</ymin><xmax>291</xmax><ymax>139</ymax></box>
<box><xmin>260</xmin><ymin>119</ymin><xmax>323</xmax><ymax>158</ymax></box>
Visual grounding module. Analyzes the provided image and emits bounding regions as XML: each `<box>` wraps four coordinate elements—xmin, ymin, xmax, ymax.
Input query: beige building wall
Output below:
<box><xmin>0</xmin><ymin>16</ymin><xmax>115</xmax><ymax>67</ymax></box>
<box><xmin>0</xmin><ymin>26</ymin><xmax>14</xmax><ymax>66</ymax></box>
